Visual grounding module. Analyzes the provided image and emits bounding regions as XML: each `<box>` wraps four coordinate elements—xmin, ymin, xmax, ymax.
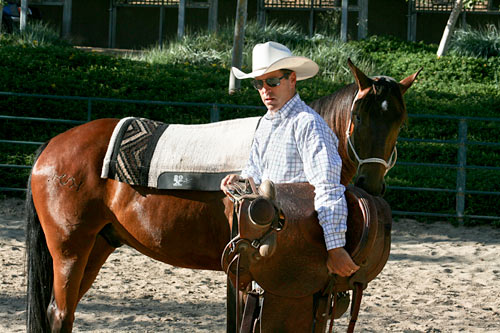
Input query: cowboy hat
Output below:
<box><xmin>232</xmin><ymin>41</ymin><xmax>319</xmax><ymax>81</ymax></box>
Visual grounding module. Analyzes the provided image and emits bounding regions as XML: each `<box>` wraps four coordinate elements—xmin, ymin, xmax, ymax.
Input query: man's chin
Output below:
<box><xmin>264</xmin><ymin>103</ymin><xmax>278</xmax><ymax>112</ymax></box>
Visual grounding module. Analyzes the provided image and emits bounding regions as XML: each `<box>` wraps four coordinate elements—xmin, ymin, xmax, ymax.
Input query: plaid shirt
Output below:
<box><xmin>241</xmin><ymin>94</ymin><xmax>348</xmax><ymax>250</ymax></box>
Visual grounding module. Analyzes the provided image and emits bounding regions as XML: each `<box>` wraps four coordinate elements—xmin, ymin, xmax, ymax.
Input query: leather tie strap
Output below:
<box><xmin>328</xmin><ymin>291</ymin><xmax>338</xmax><ymax>333</ymax></box>
<box><xmin>347</xmin><ymin>283</ymin><xmax>364</xmax><ymax>333</ymax></box>
<box><xmin>240</xmin><ymin>291</ymin><xmax>260</xmax><ymax>333</ymax></box>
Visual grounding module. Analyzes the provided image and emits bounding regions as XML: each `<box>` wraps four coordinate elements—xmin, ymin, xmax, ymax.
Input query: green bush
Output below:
<box><xmin>449</xmin><ymin>24</ymin><xmax>500</xmax><ymax>58</ymax></box>
<box><xmin>0</xmin><ymin>21</ymin><xmax>69</xmax><ymax>47</ymax></box>
<box><xmin>129</xmin><ymin>21</ymin><xmax>377</xmax><ymax>85</ymax></box>
<box><xmin>0</xmin><ymin>22</ymin><xmax>499</xmax><ymax>225</ymax></box>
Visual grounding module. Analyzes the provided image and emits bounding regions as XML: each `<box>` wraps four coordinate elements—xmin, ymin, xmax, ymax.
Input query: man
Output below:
<box><xmin>221</xmin><ymin>41</ymin><xmax>359</xmax><ymax>277</ymax></box>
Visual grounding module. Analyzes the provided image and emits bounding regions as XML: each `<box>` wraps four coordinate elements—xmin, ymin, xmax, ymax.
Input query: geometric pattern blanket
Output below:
<box><xmin>101</xmin><ymin>116</ymin><xmax>261</xmax><ymax>191</ymax></box>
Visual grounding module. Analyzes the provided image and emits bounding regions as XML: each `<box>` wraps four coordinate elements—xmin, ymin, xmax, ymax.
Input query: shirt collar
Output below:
<box><xmin>264</xmin><ymin>93</ymin><xmax>301</xmax><ymax>121</ymax></box>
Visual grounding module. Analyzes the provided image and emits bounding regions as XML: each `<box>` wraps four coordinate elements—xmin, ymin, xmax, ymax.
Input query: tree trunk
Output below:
<box><xmin>20</xmin><ymin>0</ymin><xmax>28</xmax><ymax>31</ymax></box>
<box><xmin>0</xmin><ymin>4</ymin><xmax>3</xmax><ymax>33</ymax></box>
<box><xmin>436</xmin><ymin>0</ymin><xmax>463</xmax><ymax>58</ymax></box>
<box><xmin>228</xmin><ymin>0</ymin><xmax>247</xmax><ymax>94</ymax></box>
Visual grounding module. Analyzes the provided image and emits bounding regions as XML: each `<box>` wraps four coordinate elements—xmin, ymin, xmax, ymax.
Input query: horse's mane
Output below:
<box><xmin>309</xmin><ymin>83</ymin><xmax>358</xmax><ymax>186</ymax></box>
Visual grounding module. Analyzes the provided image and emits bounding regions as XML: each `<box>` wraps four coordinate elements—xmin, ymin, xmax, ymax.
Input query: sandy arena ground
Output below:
<box><xmin>1</xmin><ymin>197</ymin><xmax>499</xmax><ymax>332</ymax></box>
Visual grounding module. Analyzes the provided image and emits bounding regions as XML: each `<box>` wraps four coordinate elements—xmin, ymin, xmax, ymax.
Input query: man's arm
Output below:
<box><xmin>297</xmin><ymin>115</ymin><xmax>359</xmax><ymax>277</ymax></box>
<box><xmin>220</xmin><ymin>174</ymin><xmax>241</xmax><ymax>196</ymax></box>
<box><xmin>221</xmin><ymin>131</ymin><xmax>262</xmax><ymax>195</ymax></box>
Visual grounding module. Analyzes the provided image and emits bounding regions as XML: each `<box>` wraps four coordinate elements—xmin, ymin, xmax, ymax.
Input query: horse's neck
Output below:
<box><xmin>339</xmin><ymin>135</ymin><xmax>356</xmax><ymax>186</ymax></box>
<box><xmin>339</xmin><ymin>104</ymin><xmax>357</xmax><ymax>186</ymax></box>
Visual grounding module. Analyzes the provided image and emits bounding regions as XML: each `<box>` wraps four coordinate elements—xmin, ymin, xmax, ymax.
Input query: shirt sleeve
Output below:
<box><xmin>296</xmin><ymin>114</ymin><xmax>348</xmax><ymax>250</ymax></box>
<box><xmin>240</xmin><ymin>135</ymin><xmax>262</xmax><ymax>184</ymax></box>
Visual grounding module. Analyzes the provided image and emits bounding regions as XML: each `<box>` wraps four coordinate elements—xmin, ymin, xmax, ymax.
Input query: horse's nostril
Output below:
<box><xmin>355</xmin><ymin>176</ymin><xmax>365</xmax><ymax>188</ymax></box>
<box><xmin>380</xmin><ymin>182</ymin><xmax>386</xmax><ymax>196</ymax></box>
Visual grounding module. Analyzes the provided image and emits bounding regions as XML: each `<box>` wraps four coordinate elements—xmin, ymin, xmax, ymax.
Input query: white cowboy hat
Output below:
<box><xmin>232</xmin><ymin>41</ymin><xmax>319</xmax><ymax>81</ymax></box>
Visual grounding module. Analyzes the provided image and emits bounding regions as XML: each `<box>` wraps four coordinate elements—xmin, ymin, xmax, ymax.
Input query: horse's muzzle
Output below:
<box><xmin>354</xmin><ymin>174</ymin><xmax>386</xmax><ymax>196</ymax></box>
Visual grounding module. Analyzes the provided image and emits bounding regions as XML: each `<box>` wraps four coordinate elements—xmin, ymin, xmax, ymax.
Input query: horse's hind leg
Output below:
<box><xmin>42</xmin><ymin>229</ymin><xmax>98</xmax><ymax>332</ymax></box>
<box><xmin>77</xmin><ymin>233</ymin><xmax>116</xmax><ymax>301</ymax></box>
<box><xmin>34</xmin><ymin>202</ymin><xmax>107</xmax><ymax>333</ymax></box>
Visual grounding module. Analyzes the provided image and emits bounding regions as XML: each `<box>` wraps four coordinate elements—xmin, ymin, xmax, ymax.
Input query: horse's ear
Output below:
<box><xmin>347</xmin><ymin>58</ymin><xmax>372</xmax><ymax>93</ymax></box>
<box><xmin>399</xmin><ymin>68</ymin><xmax>423</xmax><ymax>95</ymax></box>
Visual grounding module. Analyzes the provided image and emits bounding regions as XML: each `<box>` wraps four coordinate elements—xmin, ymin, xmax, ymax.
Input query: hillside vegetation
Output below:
<box><xmin>1</xmin><ymin>21</ymin><xmax>499</xmax><ymax>225</ymax></box>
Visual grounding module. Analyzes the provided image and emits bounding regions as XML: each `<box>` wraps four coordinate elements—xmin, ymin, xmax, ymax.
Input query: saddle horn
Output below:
<box><xmin>258</xmin><ymin>179</ymin><xmax>276</xmax><ymax>201</ymax></box>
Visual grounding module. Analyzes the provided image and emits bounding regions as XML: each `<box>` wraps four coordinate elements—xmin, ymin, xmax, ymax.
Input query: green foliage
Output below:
<box><xmin>0</xmin><ymin>21</ymin><xmax>69</xmax><ymax>47</ymax></box>
<box><xmin>0</xmin><ymin>22</ymin><xmax>499</xmax><ymax>225</ymax></box>
<box><xmin>449</xmin><ymin>24</ymin><xmax>500</xmax><ymax>58</ymax></box>
<box><xmin>129</xmin><ymin>21</ymin><xmax>377</xmax><ymax>85</ymax></box>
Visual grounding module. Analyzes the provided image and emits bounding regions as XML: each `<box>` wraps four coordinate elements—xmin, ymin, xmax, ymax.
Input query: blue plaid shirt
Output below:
<box><xmin>241</xmin><ymin>94</ymin><xmax>348</xmax><ymax>250</ymax></box>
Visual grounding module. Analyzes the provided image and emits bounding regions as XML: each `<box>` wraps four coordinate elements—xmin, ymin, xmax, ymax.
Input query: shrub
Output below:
<box><xmin>0</xmin><ymin>21</ymin><xmax>69</xmax><ymax>47</ymax></box>
<box><xmin>128</xmin><ymin>20</ymin><xmax>378</xmax><ymax>84</ymax></box>
<box><xmin>0</xmin><ymin>22</ymin><xmax>499</xmax><ymax>225</ymax></box>
<box><xmin>449</xmin><ymin>24</ymin><xmax>500</xmax><ymax>59</ymax></box>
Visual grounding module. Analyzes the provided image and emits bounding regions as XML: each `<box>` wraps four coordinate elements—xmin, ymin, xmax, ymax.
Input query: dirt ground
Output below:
<box><xmin>1</xmin><ymin>197</ymin><xmax>499</xmax><ymax>332</ymax></box>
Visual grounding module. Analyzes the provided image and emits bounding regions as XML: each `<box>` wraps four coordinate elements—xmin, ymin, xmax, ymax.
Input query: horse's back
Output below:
<box><xmin>33</xmin><ymin>118</ymin><xmax>119</xmax><ymax>176</ymax></box>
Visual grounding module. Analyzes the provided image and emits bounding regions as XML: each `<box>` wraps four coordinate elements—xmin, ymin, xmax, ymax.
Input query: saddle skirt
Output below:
<box><xmin>100</xmin><ymin>116</ymin><xmax>261</xmax><ymax>190</ymax></box>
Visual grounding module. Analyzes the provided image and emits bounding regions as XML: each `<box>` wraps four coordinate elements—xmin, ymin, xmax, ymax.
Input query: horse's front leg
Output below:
<box><xmin>260</xmin><ymin>293</ymin><xmax>314</xmax><ymax>332</ymax></box>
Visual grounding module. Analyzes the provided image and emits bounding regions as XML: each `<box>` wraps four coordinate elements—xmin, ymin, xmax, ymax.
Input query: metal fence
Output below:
<box><xmin>263</xmin><ymin>0</ymin><xmax>343</xmax><ymax>9</ymax></box>
<box><xmin>1</xmin><ymin>91</ymin><xmax>499</xmax><ymax>222</ymax></box>
<box><xmin>390</xmin><ymin>114</ymin><xmax>500</xmax><ymax>223</ymax></box>
<box><xmin>414</xmin><ymin>0</ymin><xmax>496</xmax><ymax>12</ymax></box>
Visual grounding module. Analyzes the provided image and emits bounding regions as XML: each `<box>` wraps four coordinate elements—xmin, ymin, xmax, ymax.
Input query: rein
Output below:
<box><xmin>346</xmin><ymin>90</ymin><xmax>397</xmax><ymax>175</ymax></box>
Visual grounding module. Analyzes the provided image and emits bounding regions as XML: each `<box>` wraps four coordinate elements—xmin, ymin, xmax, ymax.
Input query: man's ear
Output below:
<box><xmin>290</xmin><ymin>71</ymin><xmax>297</xmax><ymax>86</ymax></box>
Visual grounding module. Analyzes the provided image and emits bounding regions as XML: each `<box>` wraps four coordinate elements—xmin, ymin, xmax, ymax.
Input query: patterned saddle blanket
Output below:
<box><xmin>100</xmin><ymin>117</ymin><xmax>261</xmax><ymax>190</ymax></box>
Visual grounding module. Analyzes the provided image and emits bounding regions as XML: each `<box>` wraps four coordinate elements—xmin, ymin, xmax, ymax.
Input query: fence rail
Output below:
<box><xmin>1</xmin><ymin>91</ymin><xmax>499</xmax><ymax>222</ymax></box>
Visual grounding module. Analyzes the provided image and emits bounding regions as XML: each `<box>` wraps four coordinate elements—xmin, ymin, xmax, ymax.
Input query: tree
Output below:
<box><xmin>436</xmin><ymin>0</ymin><xmax>485</xmax><ymax>57</ymax></box>
<box><xmin>0</xmin><ymin>1</ymin><xmax>4</xmax><ymax>33</ymax></box>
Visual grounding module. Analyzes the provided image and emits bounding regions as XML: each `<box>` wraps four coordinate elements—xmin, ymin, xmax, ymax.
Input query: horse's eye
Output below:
<box><xmin>355</xmin><ymin>114</ymin><xmax>361</xmax><ymax>124</ymax></box>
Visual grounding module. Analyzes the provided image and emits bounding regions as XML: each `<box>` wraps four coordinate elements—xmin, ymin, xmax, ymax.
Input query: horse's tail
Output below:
<box><xmin>25</xmin><ymin>142</ymin><xmax>52</xmax><ymax>333</ymax></box>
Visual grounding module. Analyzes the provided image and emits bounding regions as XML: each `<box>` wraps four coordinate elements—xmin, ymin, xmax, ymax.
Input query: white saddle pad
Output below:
<box><xmin>101</xmin><ymin>116</ymin><xmax>261</xmax><ymax>190</ymax></box>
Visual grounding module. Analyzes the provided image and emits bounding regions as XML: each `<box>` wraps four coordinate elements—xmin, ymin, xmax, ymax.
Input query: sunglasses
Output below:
<box><xmin>252</xmin><ymin>74</ymin><xmax>289</xmax><ymax>90</ymax></box>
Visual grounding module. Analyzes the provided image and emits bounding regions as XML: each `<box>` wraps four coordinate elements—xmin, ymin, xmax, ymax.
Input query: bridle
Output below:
<box><xmin>346</xmin><ymin>90</ymin><xmax>397</xmax><ymax>176</ymax></box>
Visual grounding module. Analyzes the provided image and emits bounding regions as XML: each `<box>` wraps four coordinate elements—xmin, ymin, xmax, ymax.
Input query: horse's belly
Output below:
<box><xmin>106</xmin><ymin>183</ymin><xmax>230</xmax><ymax>270</ymax></box>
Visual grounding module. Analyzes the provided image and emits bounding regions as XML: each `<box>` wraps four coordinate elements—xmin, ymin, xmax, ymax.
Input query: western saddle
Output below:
<box><xmin>222</xmin><ymin>180</ymin><xmax>392</xmax><ymax>332</ymax></box>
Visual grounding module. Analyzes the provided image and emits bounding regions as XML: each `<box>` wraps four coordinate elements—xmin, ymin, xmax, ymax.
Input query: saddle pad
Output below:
<box><xmin>101</xmin><ymin>116</ymin><xmax>261</xmax><ymax>190</ymax></box>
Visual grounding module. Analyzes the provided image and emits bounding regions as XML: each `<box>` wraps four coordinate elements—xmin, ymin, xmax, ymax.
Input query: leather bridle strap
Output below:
<box><xmin>346</xmin><ymin>90</ymin><xmax>398</xmax><ymax>175</ymax></box>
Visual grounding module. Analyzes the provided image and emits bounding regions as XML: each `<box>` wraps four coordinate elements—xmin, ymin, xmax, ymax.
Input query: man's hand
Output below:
<box><xmin>326</xmin><ymin>247</ymin><xmax>360</xmax><ymax>277</ymax></box>
<box><xmin>220</xmin><ymin>174</ymin><xmax>240</xmax><ymax>196</ymax></box>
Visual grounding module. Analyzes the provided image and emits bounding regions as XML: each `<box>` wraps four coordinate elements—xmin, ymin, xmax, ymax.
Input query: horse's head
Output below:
<box><xmin>347</xmin><ymin>59</ymin><xmax>421</xmax><ymax>196</ymax></box>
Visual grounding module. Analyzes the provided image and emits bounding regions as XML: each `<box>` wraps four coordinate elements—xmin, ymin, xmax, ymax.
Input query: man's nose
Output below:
<box><xmin>261</xmin><ymin>83</ymin><xmax>272</xmax><ymax>92</ymax></box>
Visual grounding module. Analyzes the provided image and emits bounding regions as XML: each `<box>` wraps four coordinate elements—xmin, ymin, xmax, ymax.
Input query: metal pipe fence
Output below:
<box><xmin>1</xmin><ymin>91</ymin><xmax>499</xmax><ymax>222</ymax></box>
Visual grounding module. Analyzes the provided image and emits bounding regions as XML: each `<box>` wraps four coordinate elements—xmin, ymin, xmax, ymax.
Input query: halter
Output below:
<box><xmin>346</xmin><ymin>90</ymin><xmax>397</xmax><ymax>176</ymax></box>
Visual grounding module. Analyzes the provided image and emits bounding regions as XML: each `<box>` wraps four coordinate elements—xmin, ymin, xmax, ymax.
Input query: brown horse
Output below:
<box><xmin>25</xmin><ymin>61</ymin><xmax>419</xmax><ymax>332</ymax></box>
